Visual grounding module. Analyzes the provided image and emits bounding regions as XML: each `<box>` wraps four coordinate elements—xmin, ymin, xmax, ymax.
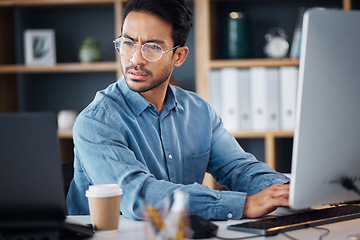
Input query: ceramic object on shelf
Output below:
<box><xmin>79</xmin><ymin>37</ymin><xmax>102</xmax><ymax>62</ymax></box>
<box><xmin>57</xmin><ymin>110</ymin><xmax>78</xmax><ymax>130</ymax></box>
<box><xmin>225</xmin><ymin>12</ymin><xmax>251</xmax><ymax>59</ymax></box>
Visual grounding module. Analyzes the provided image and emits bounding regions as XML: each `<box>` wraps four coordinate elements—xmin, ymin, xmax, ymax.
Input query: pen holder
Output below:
<box><xmin>143</xmin><ymin>210</ymin><xmax>190</xmax><ymax>240</ymax></box>
<box><xmin>141</xmin><ymin>190</ymin><xmax>190</xmax><ymax>240</ymax></box>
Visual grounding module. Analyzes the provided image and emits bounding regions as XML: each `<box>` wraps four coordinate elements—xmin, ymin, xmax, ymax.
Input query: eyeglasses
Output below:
<box><xmin>113</xmin><ymin>36</ymin><xmax>180</xmax><ymax>62</ymax></box>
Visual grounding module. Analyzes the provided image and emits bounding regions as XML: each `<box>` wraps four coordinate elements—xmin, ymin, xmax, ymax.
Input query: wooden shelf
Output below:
<box><xmin>210</xmin><ymin>58</ymin><xmax>300</xmax><ymax>69</ymax></box>
<box><xmin>0</xmin><ymin>0</ymin><xmax>122</xmax><ymax>7</ymax></box>
<box><xmin>58</xmin><ymin>129</ymin><xmax>73</xmax><ymax>139</ymax></box>
<box><xmin>232</xmin><ymin>130</ymin><xmax>294</xmax><ymax>170</ymax></box>
<box><xmin>0</xmin><ymin>62</ymin><xmax>118</xmax><ymax>74</ymax></box>
<box><xmin>57</xmin><ymin>129</ymin><xmax>293</xmax><ymax>140</ymax></box>
<box><xmin>57</xmin><ymin>127</ymin><xmax>293</xmax><ymax>174</ymax></box>
<box><xmin>231</xmin><ymin>130</ymin><xmax>294</xmax><ymax>139</ymax></box>
<box><xmin>56</xmin><ymin>128</ymin><xmax>294</xmax><ymax>167</ymax></box>
<box><xmin>1</xmin><ymin>0</ymin><xmax>354</xmax><ymax>190</ymax></box>
<box><xmin>0</xmin><ymin>0</ymin><xmax>124</xmax><ymax>162</ymax></box>
<box><xmin>204</xmin><ymin>130</ymin><xmax>294</xmax><ymax>190</ymax></box>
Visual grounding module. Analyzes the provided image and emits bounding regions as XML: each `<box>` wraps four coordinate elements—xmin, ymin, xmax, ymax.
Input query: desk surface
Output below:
<box><xmin>68</xmin><ymin>212</ymin><xmax>360</xmax><ymax>240</ymax></box>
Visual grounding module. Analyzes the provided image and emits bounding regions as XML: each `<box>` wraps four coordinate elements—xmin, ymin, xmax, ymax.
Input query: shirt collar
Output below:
<box><xmin>167</xmin><ymin>84</ymin><xmax>184</xmax><ymax>112</ymax></box>
<box><xmin>118</xmin><ymin>76</ymin><xmax>184</xmax><ymax>117</ymax></box>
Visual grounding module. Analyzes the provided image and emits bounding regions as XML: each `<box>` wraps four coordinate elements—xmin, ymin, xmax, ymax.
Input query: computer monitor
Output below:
<box><xmin>289</xmin><ymin>8</ymin><xmax>360</xmax><ymax>210</ymax></box>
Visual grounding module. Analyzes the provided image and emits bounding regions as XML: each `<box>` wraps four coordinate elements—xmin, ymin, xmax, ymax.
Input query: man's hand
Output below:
<box><xmin>243</xmin><ymin>184</ymin><xmax>290</xmax><ymax>218</ymax></box>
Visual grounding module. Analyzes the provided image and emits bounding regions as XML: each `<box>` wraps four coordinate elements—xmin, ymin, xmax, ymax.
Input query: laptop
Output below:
<box><xmin>0</xmin><ymin>112</ymin><xmax>93</xmax><ymax>238</ymax></box>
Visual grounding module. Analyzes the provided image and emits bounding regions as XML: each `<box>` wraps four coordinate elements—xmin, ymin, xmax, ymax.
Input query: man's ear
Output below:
<box><xmin>173</xmin><ymin>46</ymin><xmax>189</xmax><ymax>67</ymax></box>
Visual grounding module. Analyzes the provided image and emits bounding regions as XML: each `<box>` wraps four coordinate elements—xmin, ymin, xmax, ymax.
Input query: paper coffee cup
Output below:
<box><xmin>86</xmin><ymin>184</ymin><xmax>123</xmax><ymax>231</ymax></box>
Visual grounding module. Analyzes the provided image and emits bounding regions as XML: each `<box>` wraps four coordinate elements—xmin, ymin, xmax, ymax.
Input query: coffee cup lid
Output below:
<box><xmin>85</xmin><ymin>184</ymin><xmax>123</xmax><ymax>198</ymax></box>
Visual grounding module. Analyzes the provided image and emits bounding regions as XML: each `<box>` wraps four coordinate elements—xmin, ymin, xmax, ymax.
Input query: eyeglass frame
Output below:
<box><xmin>113</xmin><ymin>36</ymin><xmax>180</xmax><ymax>62</ymax></box>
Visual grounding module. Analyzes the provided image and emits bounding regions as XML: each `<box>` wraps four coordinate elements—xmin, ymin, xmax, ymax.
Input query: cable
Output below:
<box><xmin>282</xmin><ymin>232</ymin><xmax>298</xmax><ymax>240</ymax></box>
<box><xmin>341</xmin><ymin>177</ymin><xmax>360</xmax><ymax>195</ymax></box>
<box><xmin>219</xmin><ymin>224</ymin><xmax>331</xmax><ymax>240</ymax></box>
<box><xmin>312</xmin><ymin>226</ymin><xmax>330</xmax><ymax>240</ymax></box>
<box><xmin>281</xmin><ymin>226</ymin><xmax>330</xmax><ymax>240</ymax></box>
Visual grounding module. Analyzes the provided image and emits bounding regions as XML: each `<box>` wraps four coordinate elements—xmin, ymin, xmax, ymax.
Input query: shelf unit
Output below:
<box><xmin>0</xmin><ymin>1</ymin><xmax>124</xmax><ymax>92</ymax></box>
<box><xmin>194</xmin><ymin>0</ymin><xmax>354</xmax><ymax>189</ymax></box>
<box><xmin>0</xmin><ymin>0</ymin><xmax>356</xmax><ymax>189</ymax></box>
<box><xmin>0</xmin><ymin>0</ymin><xmax>125</xmax><ymax>164</ymax></box>
<box><xmin>0</xmin><ymin>0</ymin><xmax>123</xmax><ymax>76</ymax></box>
<box><xmin>0</xmin><ymin>62</ymin><xmax>118</xmax><ymax>74</ymax></box>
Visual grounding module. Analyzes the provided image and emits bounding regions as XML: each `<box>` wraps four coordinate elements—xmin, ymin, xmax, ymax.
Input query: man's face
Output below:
<box><xmin>120</xmin><ymin>11</ymin><xmax>176</xmax><ymax>93</ymax></box>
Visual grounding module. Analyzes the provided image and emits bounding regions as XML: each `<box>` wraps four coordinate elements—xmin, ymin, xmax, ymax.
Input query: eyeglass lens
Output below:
<box><xmin>115</xmin><ymin>37</ymin><xmax>164</xmax><ymax>62</ymax></box>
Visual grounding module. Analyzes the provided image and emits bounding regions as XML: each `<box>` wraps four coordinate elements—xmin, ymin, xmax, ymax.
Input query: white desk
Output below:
<box><xmin>68</xmin><ymin>213</ymin><xmax>360</xmax><ymax>240</ymax></box>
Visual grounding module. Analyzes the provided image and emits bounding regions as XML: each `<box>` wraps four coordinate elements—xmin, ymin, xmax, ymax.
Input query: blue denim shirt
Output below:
<box><xmin>66</xmin><ymin>76</ymin><xmax>289</xmax><ymax>220</ymax></box>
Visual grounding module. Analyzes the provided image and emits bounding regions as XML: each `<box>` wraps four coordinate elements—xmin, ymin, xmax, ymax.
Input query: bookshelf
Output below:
<box><xmin>210</xmin><ymin>58</ymin><xmax>299</xmax><ymax>69</ymax></box>
<box><xmin>0</xmin><ymin>62</ymin><xmax>118</xmax><ymax>74</ymax></box>
<box><xmin>0</xmin><ymin>1</ymin><xmax>124</xmax><ymax>102</ymax></box>
<box><xmin>194</xmin><ymin>0</ymin><xmax>355</xmax><ymax>189</ymax></box>
<box><xmin>0</xmin><ymin>0</ymin><xmax>125</xmax><ymax>164</ymax></box>
<box><xmin>0</xmin><ymin>0</ymin><xmax>357</xmax><ymax>189</ymax></box>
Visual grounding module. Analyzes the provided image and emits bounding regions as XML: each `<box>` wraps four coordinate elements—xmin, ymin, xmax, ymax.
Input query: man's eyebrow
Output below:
<box><xmin>121</xmin><ymin>34</ymin><xmax>133</xmax><ymax>40</ymax></box>
<box><xmin>147</xmin><ymin>39</ymin><xmax>165</xmax><ymax>44</ymax></box>
<box><xmin>121</xmin><ymin>34</ymin><xmax>165</xmax><ymax>45</ymax></box>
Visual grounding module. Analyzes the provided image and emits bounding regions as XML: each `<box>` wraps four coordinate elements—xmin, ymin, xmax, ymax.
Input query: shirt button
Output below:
<box><xmin>227</xmin><ymin>213</ymin><xmax>233</xmax><ymax>219</ymax></box>
<box><xmin>168</xmin><ymin>154</ymin><xmax>172</xmax><ymax>159</ymax></box>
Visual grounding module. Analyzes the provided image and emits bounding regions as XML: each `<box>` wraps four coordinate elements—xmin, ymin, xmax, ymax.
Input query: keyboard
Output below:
<box><xmin>227</xmin><ymin>204</ymin><xmax>360</xmax><ymax>236</ymax></box>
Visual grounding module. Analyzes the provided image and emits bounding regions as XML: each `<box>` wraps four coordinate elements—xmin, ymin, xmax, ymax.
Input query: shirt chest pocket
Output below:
<box><xmin>182</xmin><ymin>149</ymin><xmax>210</xmax><ymax>184</ymax></box>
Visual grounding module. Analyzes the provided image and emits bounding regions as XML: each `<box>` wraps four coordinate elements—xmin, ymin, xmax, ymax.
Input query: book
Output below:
<box><xmin>290</xmin><ymin>7</ymin><xmax>306</xmax><ymax>58</ymax></box>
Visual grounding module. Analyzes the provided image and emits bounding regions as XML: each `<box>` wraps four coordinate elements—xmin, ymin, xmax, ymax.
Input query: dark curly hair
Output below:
<box><xmin>122</xmin><ymin>0</ymin><xmax>193</xmax><ymax>47</ymax></box>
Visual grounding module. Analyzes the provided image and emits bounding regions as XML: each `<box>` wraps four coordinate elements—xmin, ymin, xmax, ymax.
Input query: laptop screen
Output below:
<box><xmin>0</xmin><ymin>112</ymin><xmax>66</xmax><ymax>220</ymax></box>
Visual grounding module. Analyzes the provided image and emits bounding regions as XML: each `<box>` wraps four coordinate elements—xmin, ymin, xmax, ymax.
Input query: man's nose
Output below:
<box><xmin>130</xmin><ymin>45</ymin><xmax>147</xmax><ymax>66</ymax></box>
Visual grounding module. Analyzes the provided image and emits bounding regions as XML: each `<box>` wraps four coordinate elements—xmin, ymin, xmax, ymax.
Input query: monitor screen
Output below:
<box><xmin>0</xmin><ymin>112</ymin><xmax>66</xmax><ymax>220</ymax></box>
<box><xmin>289</xmin><ymin>8</ymin><xmax>360</xmax><ymax>210</ymax></box>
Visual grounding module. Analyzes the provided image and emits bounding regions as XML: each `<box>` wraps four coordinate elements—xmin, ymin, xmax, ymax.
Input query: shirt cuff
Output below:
<box><xmin>215</xmin><ymin>190</ymin><xmax>247</xmax><ymax>220</ymax></box>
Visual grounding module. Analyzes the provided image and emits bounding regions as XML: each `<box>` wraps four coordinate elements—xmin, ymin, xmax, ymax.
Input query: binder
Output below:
<box><xmin>280</xmin><ymin>66</ymin><xmax>299</xmax><ymax>130</ymax></box>
<box><xmin>237</xmin><ymin>68</ymin><xmax>251</xmax><ymax>130</ymax></box>
<box><xmin>220</xmin><ymin>68</ymin><xmax>240</xmax><ymax>132</ymax></box>
<box><xmin>250</xmin><ymin>67</ymin><xmax>267</xmax><ymax>130</ymax></box>
<box><xmin>266</xmin><ymin>68</ymin><xmax>280</xmax><ymax>130</ymax></box>
<box><xmin>209</xmin><ymin>69</ymin><xmax>222</xmax><ymax>117</ymax></box>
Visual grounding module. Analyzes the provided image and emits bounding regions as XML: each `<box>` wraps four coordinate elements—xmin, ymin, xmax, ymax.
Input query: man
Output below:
<box><xmin>66</xmin><ymin>0</ymin><xmax>290</xmax><ymax>220</ymax></box>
